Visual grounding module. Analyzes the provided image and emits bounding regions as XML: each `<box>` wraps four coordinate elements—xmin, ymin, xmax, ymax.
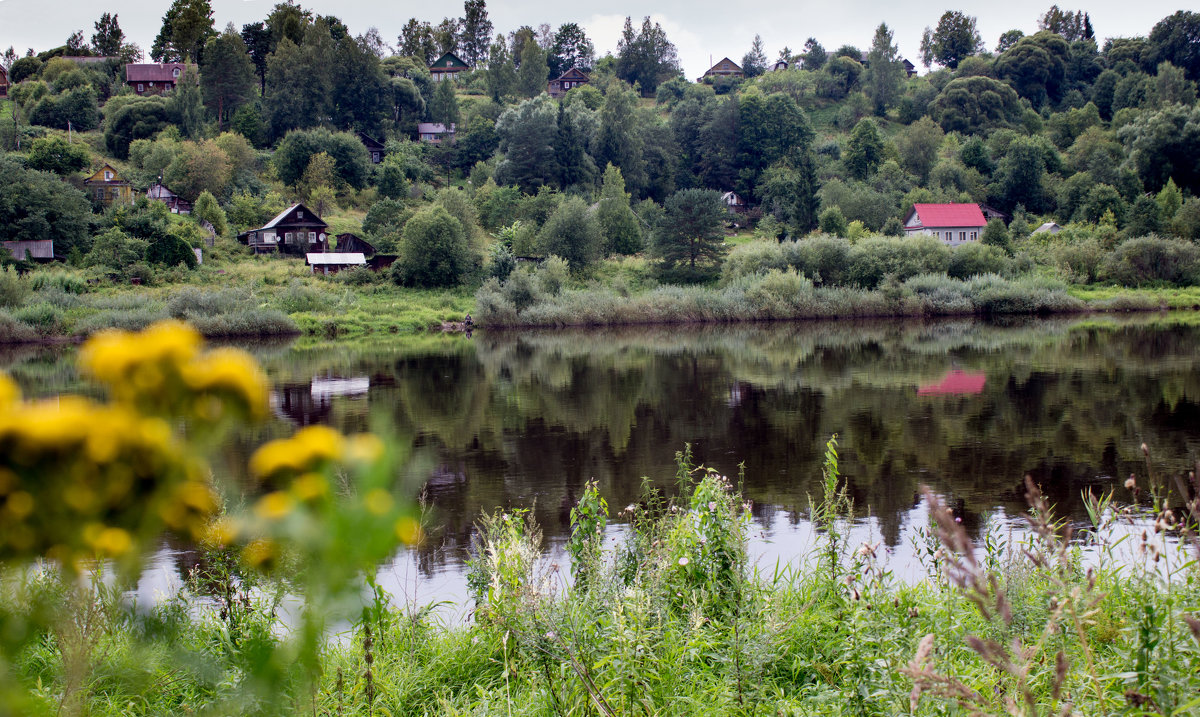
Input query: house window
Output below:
<box><xmin>95</xmin><ymin>189</ymin><xmax>104</xmax><ymax>200</ymax></box>
<box><xmin>172</xmin><ymin>68</ymin><xmax>180</xmax><ymax>78</ymax></box>
<box><xmin>137</xmin><ymin>83</ymin><xmax>144</xmax><ymax>92</ymax></box>
<box><xmin>308</xmin><ymin>232</ymin><xmax>317</xmax><ymax>243</ymax></box>
<box><xmin>104</xmin><ymin>171</ymin><xmax>113</xmax><ymax>180</ymax></box>
<box><xmin>286</xmin><ymin>232</ymin><xmax>294</xmax><ymax>244</ymax></box>
<box><xmin>959</xmin><ymin>232</ymin><xmax>966</xmax><ymax>242</ymax></box>
<box><xmin>970</xmin><ymin>231</ymin><xmax>978</xmax><ymax>241</ymax></box>
<box><xmin>297</xmin><ymin>210</ymin><xmax>304</xmax><ymax>219</ymax></box>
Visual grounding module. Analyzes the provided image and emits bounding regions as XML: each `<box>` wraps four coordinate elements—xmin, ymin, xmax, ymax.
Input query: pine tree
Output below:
<box><xmin>516</xmin><ymin>39</ymin><xmax>548</xmax><ymax>98</ymax></box>
<box><xmin>596</xmin><ymin>163</ymin><xmax>643</xmax><ymax>254</ymax></box>
<box><xmin>201</xmin><ymin>25</ymin><xmax>255</xmax><ymax>130</ymax></box>
<box><xmin>865</xmin><ymin>23</ymin><xmax>904</xmax><ymax>115</ymax></box>
<box><xmin>741</xmin><ymin>35</ymin><xmax>768</xmax><ymax>77</ymax></box>
<box><xmin>459</xmin><ymin>0</ymin><xmax>493</xmax><ymax>67</ymax></box>
<box><xmin>91</xmin><ymin>13</ymin><xmax>125</xmax><ymax>57</ymax></box>
<box><xmin>486</xmin><ymin>34</ymin><xmax>515</xmax><ymax>101</ymax></box>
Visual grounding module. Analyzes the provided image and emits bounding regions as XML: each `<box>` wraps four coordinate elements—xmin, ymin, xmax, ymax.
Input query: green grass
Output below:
<box><xmin>1068</xmin><ymin>284</ymin><xmax>1200</xmax><ymax>309</ymax></box>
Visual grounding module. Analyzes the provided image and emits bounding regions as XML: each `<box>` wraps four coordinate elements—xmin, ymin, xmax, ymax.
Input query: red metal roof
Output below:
<box><xmin>911</xmin><ymin>203</ymin><xmax>986</xmax><ymax>228</ymax></box>
<box><xmin>918</xmin><ymin>369</ymin><xmax>986</xmax><ymax>396</ymax></box>
<box><xmin>125</xmin><ymin>63</ymin><xmax>186</xmax><ymax>83</ymax></box>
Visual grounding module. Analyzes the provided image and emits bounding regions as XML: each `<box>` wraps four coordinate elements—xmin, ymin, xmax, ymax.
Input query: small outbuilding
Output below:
<box><xmin>1032</xmin><ymin>222</ymin><xmax>1064</xmax><ymax>235</ymax></box>
<box><xmin>335</xmin><ymin>233</ymin><xmax>376</xmax><ymax>256</ymax></box>
<box><xmin>359</xmin><ymin>132</ymin><xmax>386</xmax><ymax>164</ymax></box>
<box><xmin>307</xmin><ymin>252</ymin><xmax>367</xmax><ymax>275</ymax></box>
<box><xmin>0</xmin><ymin>65</ymin><xmax>9</xmax><ymax>97</ymax></box>
<box><xmin>146</xmin><ymin>182</ymin><xmax>192</xmax><ymax>214</ymax></box>
<box><xmin>721</xmin><ymin>191</ymin><xmax>748</xmax><ymax>214</ymax></box>
<box><xmin>1</xmin><ymin>240</ymin><xmax>56</xmax><ymax>263</ymax></box>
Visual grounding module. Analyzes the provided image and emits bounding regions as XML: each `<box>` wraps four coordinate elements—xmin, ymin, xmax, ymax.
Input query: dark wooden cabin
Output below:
<box><xmin>146</xmin><ymin>182</ymin><xmax>192</xmax><ymax>214</ymax></box>
<box><xmin>428</xmin><ymin>52</ymin><xmax>470</xmax><ymax>82</ymax></box>
<box><xmin>238</xmin><ymin>203</ymin><xmax>329</xmax><ymax>255</ymax></box>
<box><xmin>125</xmin><ymin>63</ymin><xmax>186</xmax><ymax>95</ymax></box>
<box><xmin>359</xmin><ymin>133</ymin><xmax>386</xmax><ymax>164</ymax></box>
<box><xmin>548</xmin><ymin>67</ymin><xmax>590</xmax><ymax>98</ymax></box>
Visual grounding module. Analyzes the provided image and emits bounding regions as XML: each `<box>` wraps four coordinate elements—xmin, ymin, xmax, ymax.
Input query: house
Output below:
<box><xmin>146</xmin><ymin>182</ymin><xmax>191</xmax><ymax>214</ymax></box>
<box><xmin>978</xmin><ymin>203</ymin><xmax>1010</xmax><ymax>224</ymax></box>
<box><xmin>1</xmin><ymin>240</ymin><xmax>56</xmax><ymax>263</ymax></box>
<box><xmin>699</xmin><ymin>57</ymin><xmax>744</xmax><ymax>81</ymax></box>
<box><xmin>721</xmin><ymin>191</ymin><xmax>748</xmax><ymax>214</ymax></box>
<box><xmin>770</xmin><ymin>60</ymin><xmax>789</xmax><ymax>72</ymax></box>
<box><xmin>84</xmin><ymin>164</ymin><xmax>134</xmax><ymax>207</ymax></box>
<box><xmin>428</xmin><ymin>52</ymin><xmax>470</xmax><ymax>82</ymax></box>
<box><xmin>1032</xmin><ymin>222</ymin><xmax>1064</xmax><ymax>235</ymax></box>
<box><xmin>547</xmin><ymin>67</ymin><xmax>590</xmax><ymax>99</ymax></box>
<box><xmin>238</xmin><ymin>203</ymin><xmax>329</xmax><ymax>255</ymax></box>
<box><xmin>0</xmin><ymin>65</ymin><xmax>8</xmax><ymax>97</ymax></box>
<box><xmin>307</xmin><ymin>252</ymin><xmax>366</xmax><ymax>275</ymax></box>
<box><xmin>335</xmin><ymin>233</ymin><xmax>376</xmax><ymax>256</ymax></box>
<box><xmin>903</xmin><ymin>203</ymin><xmax>987</xmax><ymax>245</ymax></box>
<box><xmin>125</xmin><ymin>63</ymin><xmax>186</xmax><ymax>95</ymax></box>
<box><xmin>902</xmin><ymin>59</ymin><xmax>918</xmax><ymax>78</ymax></box>
<box><xmin>417</xmin><ymin>122</ymin><xmax>455</xmax><ymax>144</ymax></box>
<box><xmin>359</xmin><ymin>133</ymin><xmax>386</xmax><ymax>164</ymax></box>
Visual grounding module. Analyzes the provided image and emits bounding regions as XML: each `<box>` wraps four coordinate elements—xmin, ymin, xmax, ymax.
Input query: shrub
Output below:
<box><xmin>392</xmin><ymin>205</ymin><xmax>479</xmax><ymax>288</ymax></box>
<box><xmin>13</xmin><ymin>302</ymin><xmax>64</xmax><ymax>335</ymax></box>
<box><xmin>537</xmin><ymin>255</ymin><xmax>570</xmax><ymax>296</ymax></box>
<box><xmin>947</xmin><ymin>243</ymin><xmax>1009</xmax><ymax>279</ymax></box>
<box><xmin>1102</xmin><ymin>236</ymin><xmax>1200</xmax><ymax>287</ymax></box>
<box><xmin>0</xmin><ymin>267</ymin><xmax>29</xmax><ymax>309</ymax></box>
<box><xmin>845</xmin><ymin>236</ymin><xmax>951</xmax><ymax>288</ymax></box>
<box><xmin>538</xmin><ymin>197</ymin><xmax>603</xmax><ymax>273</ymax></box>
<box><xmin>1047</xmin><ymin>238</ymin><xmax>1105</xmax><ymax>284</ymax></box>
<box><xmin>275</xmin><ymin>281</ymin><xmax>327</xmax><ymax>313</ymax></box>
<box><xmin>29</xmin><ymin>271</ymin><xmax>87</xmax><ymax>295</ymax></box>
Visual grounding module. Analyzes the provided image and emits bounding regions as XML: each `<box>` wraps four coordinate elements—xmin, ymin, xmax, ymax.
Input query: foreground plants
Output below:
<box><xmin>1</xmin><ymin>390</ymin><xmax>1199</xmax><ymax>715</ymax></box>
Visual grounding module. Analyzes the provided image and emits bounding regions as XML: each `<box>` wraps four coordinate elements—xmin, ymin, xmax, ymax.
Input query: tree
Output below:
<box><xmin>549</xmin><ymin>24</ymin><xmax>595</xmax><ymax>77</ymax></box>
<box><xmin>202</xmin><ymin>26</ymin><xmax>255</xmax><ymax>129</ymax></box>
<box><xmin>394</xmin><ymin>205</ymin><xmax>476</xmax><ymax>287</ymax></box>
<box><xmin>994</xmin><ymin>137</ymin><xmax>1049</xmax><ymax>213</ymax></box>
<box><xmin>537</xmin><ymin>196</ymin><xmax>603</xmax><ymax>271</ymax></box>
<box><xmin>104</xmin><ymin>96</ymin><xmax>174</xmax><ymax>158</ymax></box>
<box><xmin>1154</xmin><ymin>61</ymin><xmax>1197</xmax><ymax>106</ymax></box>
<box><xmin>930</xmin><ymin>76</ymin><xmax>1023</xmax><ymax>133</ymax></box>
<box><xmin>273</xmin><ymin>129</ymin><xmax>372</xmax><ymax>189</ymax></box>
<box><xmin>192</xmin><ymin>190</ymin><xmax>228</xmax><ymax>236</ymax></box>
<box><xmin>595</xmin><ymin>83</ymin><xmax>645</xmax><ymax>196</ymax></box>
<box><xmin>459</xmin><ymin>0</ymin><xmax>494</xmax><ymax>67</ymax></box>
<box><xmin>430</xmin><ymin>78</ymin><xmax>460</xmax><ymax>126</ymax></box>
<box><xmin>516</xmin><ymin>38</ymin><xmax>549</xmax><ymax>98</ymax></box>
<box><xmin>819</xmin><ymin>206</ymin><xmax>848</xmax><ymax>237</ymax></box>
<box><xmin>330</xmin><ymin>34</ymin><xmax>390</xmax><ymax>134</ymax></box>
<box><xmin>980</xmin><ymin>218</ymin><xmax>1012</xmax><ymax>253</ymax></box>
<box><xmin>995</xmin><ymin>32</ymin><xmax>1069</xmax><ymax>107</ymax></box>
<box><xmin>896</xmin><ymin>117</ymin><xmax>944</xmax><ymax>182</ymax></box>
<box><xmin>1146</xmin><ymin>11</ymin><xmax>1200</xmax><ymax>82</ymax></box>
<box><xmin>495</xmin><ymin>95</ymin><xmax>559</xmax><ymax>192</ymax></box>
<box><xmin>85</xmin><ymin>228</ymin><xmax>148</xmax><ymax>270</ymax></box>
<box><xmin>742</xmin><ymin>35</ymin><xmax>769</xmax><ymax>78</ymax></box>
<box><xmin>865</xmin><ymin>23</ymin><xmax>905</xmax><ymax>115</ymax></box>
<box><xmin>153</xmin><ymin>0</ymin><xmax>216</xmax><ymax>63</ymax></box>
<box><xmin>1118</xmin><ymin>103</ymin><xmax>1200</xmax><ymax>193</ymax></box>
<box><xmin>844</xmin><ymin>118</ymin><xmax>885</xmax><ymax>180</ymax></box>
<box><xmin>919</xmin><ymin>11</ymin><xmax>984</xmax><ymax>69</ymax></box>
<box><xmin>170</xmin><ymin>70</ymin><xmax>205</xmax><ymax>139</ymax></box>
<box><xmin>0</xmin><ymin>158</ymin><xmax>92</xmax><ymax>255</ymax></box>
<box><xmin>398</xmin><ymin>19</ymin><xmax>437</xmax><ymax>64</ymax></box>
<box><xmin>997</xmin><ymin>30</ymin><xmax>1025</xmax><ymax>54</ymax></box>
<box><xmin>615</xmin><ymin>17</ymin><xmax>682</xmax><ymax>95</ymax></box>
<box><xmin>29</xmin><ymin>87</ymin><xmax>99</xmax><ymax>132</ymax></box>
<box><xmin>240</xmin><ymin>22</ymin><xmax>272</xmax><ymax>94</ymax></box>
<box><xmin>758</xmin><ymin>152</ymin><xmax>821</xmax><ymax>235</ymax></box>
<box><xmin>267</xmin><ymin>2</ymin><xmax>313</xmax><ymax>49</ymax></box>
<box><xmin>1039</xmin><ymin>6</ymin><xmax>1092</xmax><ymax>41</ymax></box>
<box><xmin>91</xmin><ymin>13</ymin><xmax>124</xmax><ymax>57</ymax></box>
<box><xmin>264</xmin><ymin>38</ymin><xmax>314</xmax><ymax>140</ymax></box>
<box><xmin>654</xmin><ymin>189</ymin><xmax>727</xmax><ymax>281</ymax></box>
<box><xmin>735</xmin><ymin>92</ymin><xmax>814</xmax><ymax>198</ymax></box>
<box><xmin>164</xmin><ymin>140</ymin><xmax>232</xmax><ymax>201</ymax></box>
<box><xmin>433</xmin><ymin>18</ymin><xmax>460</xmax><ymax>56</ymax></box>
<box><xmin>596</xmin><ymin>164</ymin><xmax>643</xmax><ymax>255</ymax></box>
<box><xmin>555</xmin><ymin>104</ymin><xmax>597</xmax><ymax>189</ymax></box>
<box><xmin>486</xmin><ymin>35</ymin><xmax>516</xmax><ymax>101</ymax></box>
<box><xmin>803</xmin><ymin>38</ymin><xmax>827</xmax><ymax>70</ymax></box>
<box><xmin>26</xmin><ymin>136</ymin><xmax>90</xmax><ymax>175</ymax></box>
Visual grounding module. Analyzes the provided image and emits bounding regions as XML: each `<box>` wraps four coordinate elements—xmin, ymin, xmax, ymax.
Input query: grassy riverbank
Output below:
<box><xmin>2</xmin><ymin>446</ymin><xmax>1197</xmax><ymax>716</ymax></box>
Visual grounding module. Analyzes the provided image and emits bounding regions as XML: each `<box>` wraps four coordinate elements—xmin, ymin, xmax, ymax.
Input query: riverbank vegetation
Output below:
<box><xmin>4</xmin><ymin>4</ymin><xmax>1200</xmax><ymax>340</ymax></box>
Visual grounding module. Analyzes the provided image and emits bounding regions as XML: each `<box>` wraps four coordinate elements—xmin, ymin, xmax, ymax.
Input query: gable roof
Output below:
<box><xmin>429</xmin><ymin>52</ymin><xmax>470</xmax><ymax>71</ymax></box>
<box><xmin>907</xmin><ymin>203</ymin><xmax>986</xmax><ymax>228</ymax></box>
<box><xmin>417</xmin><ymin>122</ymin><xmax>455</xmax><ymax>134</ymax></box>
<box><xmin>261</xmin><ymin>203</ymin><xmax>328</xmax><ymax>230</ymax></box>
<box><xmin>126</xmin><ymin>63</ymin><xmax>186</xmax><ymax>83</ymax></box>
<box><xmin>84</xmin><ymin>163</ymin><xmax>127</xmax><ymax>184</ymax></box>
<box><xmin>2</xmin><ymin>240</ymin><xmax>55</xmax><ymax>261</ymax></box>
<box><xmin>553</xmin><ymin>67</ymin><xmax>590</xmax><ymax>81</ymax></box>
<box><xmin>705</xmin><ymin>57</ymin><xmax>743</xmax><ymax>73</ymax></box>
<box><xmin>146</xmin><ymin>183</ymin><xmax>178</xmax><ymax>200</ymax></box>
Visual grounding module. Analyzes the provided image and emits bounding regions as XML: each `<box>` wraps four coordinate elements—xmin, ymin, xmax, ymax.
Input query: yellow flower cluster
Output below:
<box><xmin>0</xmin><ymin>393</ymin><xmax>215</xmax><ymax>567</ymax></box>
<box><xmin>250</xmin><ymin>425</ymin><xmax>346</xmax><ymax>483</ymax></box>
<box><xmin>80</xmin><ymin>320</ymin><xmax>268</xmax><ymax>421</ymax></box>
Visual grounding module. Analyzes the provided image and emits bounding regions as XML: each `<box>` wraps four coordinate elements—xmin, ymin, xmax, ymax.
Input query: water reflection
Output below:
<box><xmin>6</xmin><ymin>314</ymin><xmax>1200</xmax><ymax>601</ymax></box>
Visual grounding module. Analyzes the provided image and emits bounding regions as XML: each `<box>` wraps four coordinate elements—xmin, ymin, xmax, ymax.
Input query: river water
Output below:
<box><xmin>5</xmin><ymin>314</ymin><xmax>1199</xmax><ymax>610</ymax></box>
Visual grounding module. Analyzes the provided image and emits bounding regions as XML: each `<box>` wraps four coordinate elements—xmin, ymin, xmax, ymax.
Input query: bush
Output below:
<box><xmin>29</xmin><ymin>271</ymin><xmax>87</xmax><ymax>295</ymax></box>
<box><xmin>0</xmin><ymin>311</ymin><xmax>38</xmax><ymax>343</ymax></box>
<box><xmin>392</xmin><ymin>205</ymin><xmax>479</xmax><ymax>288</ymax></box>
<box><xmin>1102</xmin><ymin>236</ymin><xmax>1200</xmax><ymax>287</ymax></box>
<box><xmin>0</xmin><ymin>267</ymin><xmax>29</xmax><ymax>309</ymax></box>
<box><xmin>538</xmin><ymin>197</ymin><xmax>603</xmax><ymax>272</ymax></box>
<box><xmin>845</xmin><ymin>236</ymin><xmax>951</xmax><ymax>288</ymax></box>
<box><xmin>13</xmin><ymin>302</ymin><xmax>64</xmax><ymax>335</ymax></box>
<box><xmin>1047</xmin><ymin>238</ymin><xmax>1105</xmax><ymax>284</ymax></box>
<box><xmin>276</xmin><ymin>281</ymin><xmax>327</xmax><ymax>313</ymax></box>
<box><xmin>947</xmin><ymin>243</ymin><xmax>1009</xmax><ymax>279</ymax></box>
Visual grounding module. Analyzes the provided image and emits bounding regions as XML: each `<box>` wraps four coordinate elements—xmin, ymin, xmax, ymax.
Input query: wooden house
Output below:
<box><xmin>770</xmin><ymin>60</ymin><xmax>789</xmax><ymax>72</ymax></box>
<box><xmin>0</xmin><ymin>65</ymin><xmax>8</xmax><ymax>97</ymax></box>
<box><xmin>903</xmin><ymin>203</ymin><xmax>986</xmax><ymax>245</ymax></box>
<box><xmin>700</xmin><ymin>57</ymin><xmax>744</xmax><ymax>81</ymax></box>
<box><xmin>307</xmin><ymin>252</ymin><xmax>366</xmax><ymax>275</ymax></box>
<box><xmin>902</xmin><ymin>59</ymin><xmax>918</xmax><ymax>78</ymax></box>
<box><xmin>978</xmin><ymin>203</ymin><xmax>1010</xmax><ymax>224</ymax></box>
<box><xmin>146</xmin><ymin>182</ymin><xmax>191</xmax><ymax>214</ymax></box>
<box><xmin>125</xmin><ymin>63</ymin><xmax>186</xmax><ymax>95</ymax></box>
<box><xmin>359</xmin><ymin>133</ymin><xmax>386</xmax><ymax>164</ymax></box>
<box><xmin>547</xmin><ymin>67</ymin><xmax>590</xmax><ymax>98</ymax></box>
<box><xmin>428</xmin><ymin>52</ymin><xmax>470</xmax><ymax>82</ymax></box>
<box><xmin>417</xmin><ymin>122</ymin><xmax>455</xmax><ymax>144</ymax></box>
<box><xmin>1</xmin><ymin>240</ymin><xmax>56</xmax><ymax>263</ymax></box>
<box><xmin>84</xmin><ymin>164</ymin><xmax>134</xmax><ymax>207</ymax></box>
<box><xmin>238</xmin><ymin>203</ymin><xmax>329</xmax><ymax>255</ymax></box>
<box><xmin>721</xmin><ymin>191</ymin><xmax>748</xmax><ymax>214</ymax></box>
<box><xmin>335</xmin><ymin>233</ymin><xmax>376</xmax><ymax>256</ymax></box>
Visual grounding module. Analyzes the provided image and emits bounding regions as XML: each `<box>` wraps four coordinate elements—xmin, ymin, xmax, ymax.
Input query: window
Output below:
<box><xmin>959</xmin><ymin>232</ymin><xmax>966</xmax><ymax>242</ymax></box>
<box><xmin>137</xmin><ymin>83</ymin><xmax>144</xmax><ymax>92</ymax></box>
<box><xmin>104</xmin><ymin>171</ymin><xmax>113</xmax><ymax>180</ymax></box>
<box><xmin>970</xmin><ymin>231</ymin><xmax>978</xmax><ymax>241</ymax></box>
<box><xmin>172</xmin><ymin>68</ymin><xmax>180</xmax><ymax>78</ymax></box>
<box><xmin>285</xmin><ymin>232</ymin><xmax>294</xmax><ymax>244</ymax></box>
<box><xmin>297</xmin><ymin>210</ymin><xmax>304</xmax><ymax>219</ymax></box>
<box><xmin>308</xmin><ymin>232</ymin><xmax>317</xmax><ymax>243</ymax></box>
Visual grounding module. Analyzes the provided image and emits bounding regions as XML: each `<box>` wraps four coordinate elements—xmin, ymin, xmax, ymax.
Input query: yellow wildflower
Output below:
<box><xmin>201</xmin><ymin>517</ymin><xmax>236</xmax><ymax>548</ymax></box>
<box><xmin>249</xmin><ymin>425</ymin><xmax>345</xmax><ymax>481</ymax></box>
<box><xmin>91</xmin><ymin>527</ymin><xmax>133</xmax><ymax>557</ymax></box>
<box><xmin>5</xmin><ymin>491</ymin><xmax>34</xmax><ymax>519</ymax></box>
<box><xmin>346</xmin><ymin>434</ymin><xmax>385</xmax><ymax>466</ymax></box>
<box><xmin>290</xmin><ymin>473</ymin><xmax>328</xmax><ymax>502</ymax></box>
<box><xmin>182</xmin><ymin>348</ymin><xmax>269</xmax><ymax>420</ymax></box>
<box><xmin>254</xmin><ymin>491</ymin><xmax>296</xmax><ymax>521</ymax></box>
<box><xmin>80</xmin><ymin>320</ymin><xmax>201</xmax><ymax>389</ymax></box>
<box><xmin>364</xmin><ymin>489</ymin><xmax>393</xmax><ymax>516</ymax></box>
<box><xmin>0</xmin><ymin>372</ymin><xmax>19</xmax><ymax>408</ymax></box>
<box><xmin>395</xmin><ymin>516</ymin><xmax>423</xmax><ymax>545</ymax></box>
<box><xmin>242</xmin><ymin>538</ymin><xmax>277</xmax><ymax>570</ymax></box>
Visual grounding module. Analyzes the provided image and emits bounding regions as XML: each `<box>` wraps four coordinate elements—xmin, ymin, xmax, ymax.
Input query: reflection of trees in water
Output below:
<box><xmin>6</xmin><ymin>317</ymin><xmax>1200</xmax><ymax>571</ymax></box>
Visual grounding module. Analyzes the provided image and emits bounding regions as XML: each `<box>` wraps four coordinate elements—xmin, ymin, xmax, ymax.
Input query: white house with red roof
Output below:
<box><xmin>903</xmin><ymin>203</ymin><xmax>987</xmax><ymax>246</ymax></box>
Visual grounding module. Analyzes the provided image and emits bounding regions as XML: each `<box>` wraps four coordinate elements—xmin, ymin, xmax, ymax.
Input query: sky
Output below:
<box><xmin>0</xmin><ymin>0</ymin><xmax>1190</xmax><ymax>79</ymax></box>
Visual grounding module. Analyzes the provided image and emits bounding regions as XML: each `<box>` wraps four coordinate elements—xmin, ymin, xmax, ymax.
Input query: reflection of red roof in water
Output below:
<box><xmin>918</xmin><ymin>369</ymin><xmax>986</xmax><ymax>396</ymax></box>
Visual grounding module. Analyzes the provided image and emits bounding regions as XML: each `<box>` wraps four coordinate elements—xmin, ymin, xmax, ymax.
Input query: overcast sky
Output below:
<box><xmin>0</xmin><ymin>0</ymin><xmax>1188</xmax><ymax>78</ymax></box>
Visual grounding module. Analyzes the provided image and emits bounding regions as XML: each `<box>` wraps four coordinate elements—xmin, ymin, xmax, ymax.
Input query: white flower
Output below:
<box><xmin>1125</xmin><ymin>476</ymin><xmax>1136</xmax><ymax>490</ymax></box>
<box><xmin>678</xmin><ymin>557</ymin><xmax>689</xmax><ymax>566</ymax></box>
<box><xmin>708</xmin><ymin>501</ymin><xmax>717</xmax><ymax>511</ymax></box>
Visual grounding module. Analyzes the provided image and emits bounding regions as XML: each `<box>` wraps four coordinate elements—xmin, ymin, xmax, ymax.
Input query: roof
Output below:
<box><xmin>125</xmin><ymin>63</ymin><xmax>186</xmax><ymax>83</ymax></box>
<box><xmin>84</xmin><ymin>163</ymin><xmax>127</xmax><ymax>184</ymax></box>
<box><xmin>705</xmin><ymin>57</ymin><xmax>743</xmax><ymax>73</ymax></box>
<box><xmin>553</xmin><ymin>67</ymin><xmax>590</xmax><ymax>81</ymax></box>
<box><xmin>417</xmin><ymin>122</ymin><xmax>455</xmax><ymax>134</ymax></box>
<box><xmin>146</xmin><ymin>183</ymin><xmax>178</xmax><ymax>200</ymax></box>
<box><xmin>2</xmin><ymin>240</ymin><xmax>55</xmax><ymax>261</ymax></box>
<box><xmin>261</xmin><ymin>203</ymin><xmax>327</xmax><ymax>230</ymax></box>
<box><xmin>1033</xmin><ymin>222</ymin><xmax>1063</xmax><ymax>234</ymax></box>
<box><xmin>307</xmin><ymin>253</ymin><xmax>366</xmax><ymax>266</ymax></box>
<box><xmin>429</xmin><ymin>52</ymin><xmax>470</xmax><ymax>71</ymax></box>
<box><xmin>358</xmin><ymin>132</ymin><xmax>385</xmax><ymax>149</ymax></box>
<box><xmin>908</xmin><ymin>203</ymin><xmax>986</xmax><ymax>228</ymax></box>
<box><xmin>918</xmin><ymin>369</ymin><xmax>986</xmax><ymax>396</ymax></box>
